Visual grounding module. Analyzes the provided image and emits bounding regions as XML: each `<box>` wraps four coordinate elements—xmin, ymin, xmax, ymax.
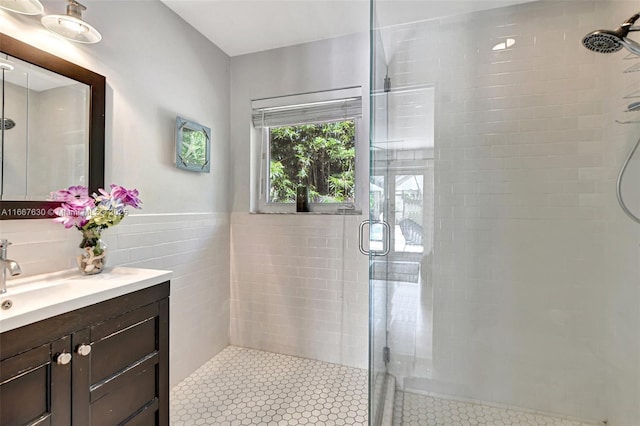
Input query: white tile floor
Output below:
<box><xmin>392</xmin><ymin>391</ymin><xmax>600</xmax><ymax>426</ymax></box>
<box><xmin>171</xmin><ymin>346</ymin><xmax>599</xmax><ymax>426</ymax></box>
<box><xmin>170</xmin><ymin>346</ymin><xmax>368</xmax><ymax>425</ymax></box>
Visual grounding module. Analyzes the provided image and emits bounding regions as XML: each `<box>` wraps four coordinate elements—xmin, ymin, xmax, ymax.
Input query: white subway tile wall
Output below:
<box><xmin>0</xmin><ymin>213</ymin><xmax>230</xmax><ymax>387</ymax></box>
<box><xmin>379</xmin><ymin>0</ymin><xmax>640</xmax><ymax>423</ymax></box>
<box><xmin>230</xmin><ymin>212</ymin><xmax>369</xmax><ymax>369</ymax></box>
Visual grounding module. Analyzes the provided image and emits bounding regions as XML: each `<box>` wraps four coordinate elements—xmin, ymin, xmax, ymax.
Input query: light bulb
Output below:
<box><xmin>58</xmin><ymin>17</ymin><xmax>89</xmax><ymax>34</ymax></box>
<box><xmin>41</xmin><ymin>14</ymin><xmax>101</xmax><ymax>43</ymax></box>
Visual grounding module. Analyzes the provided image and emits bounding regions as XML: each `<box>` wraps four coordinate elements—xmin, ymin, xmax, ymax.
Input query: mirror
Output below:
<box><xmin>2</xmin><ymin>54</ymin><xmax>90</xmax><ymax>200</ymax></box>
<box><xmin>0</xmin><ymin>33</ymin><xmax>105</xmax><ymax>219</ymax></box>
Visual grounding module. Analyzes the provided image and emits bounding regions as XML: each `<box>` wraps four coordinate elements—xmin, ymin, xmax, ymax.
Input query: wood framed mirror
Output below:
<box><xmin>0</xmin><ymin>33</ymin><xmax>105</xmax><ymax>220</ymax></box>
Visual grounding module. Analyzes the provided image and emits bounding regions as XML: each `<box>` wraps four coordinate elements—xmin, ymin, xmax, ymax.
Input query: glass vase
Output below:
<box><xmin>77</xmin><ymin>228</ymin><xmax>107</xmax><ymax>275</ymax></box>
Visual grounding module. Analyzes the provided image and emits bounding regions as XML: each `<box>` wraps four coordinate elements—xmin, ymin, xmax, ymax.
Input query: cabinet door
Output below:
<box><xmin>0</xmin><ymin>337</ymin><xmax>71</xmax><ymax>426</ymax></box>
<box><xmin>72</xmin><ymin>299</ymin><xmax>168</xmax><ymax>426</ymax></box>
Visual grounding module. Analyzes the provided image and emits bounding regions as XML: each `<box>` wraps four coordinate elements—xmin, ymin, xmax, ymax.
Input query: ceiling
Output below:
<box><xmin>160</xmin><ymin>0</ymin><xmax>536</xmax><ymax>57</ymax></box>
<box><xmin>4</xmin><ymin>55</ymin><xmax>77</xmax><ymax>91</ymax></box>
<box><xmin>160</xmin><ymin>0</ymin><xmax>368</xmax><ymax>57</ymax></box>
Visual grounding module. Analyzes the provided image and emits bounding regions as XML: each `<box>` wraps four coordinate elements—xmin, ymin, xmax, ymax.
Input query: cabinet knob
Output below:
<box><xmin>76</xmin><ymin>344</ymin><xmax>92</xmax><ymax>357</ymax></box>
<box><xmin>55</xmin><ymin>352</ymin><xmax>72</xmax><ymax>365</ymax></box>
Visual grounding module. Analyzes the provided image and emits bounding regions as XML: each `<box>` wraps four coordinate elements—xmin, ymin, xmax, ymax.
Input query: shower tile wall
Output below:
<box><xmin>380</xmin><ymin>0</ymin><xmax>640</xmax><ymax>423</ymax></box>
<box><xmin>229</xmin><ymin>33</ymin><xmax>370</xmax><ymax>370</ymax></box>
<box><xmin>1</xmin><ymin>213</ymin><xmax>230</xmax><ymax>387</ymax></box>
<box><xmin>230</xmin><ymin>212</ymin><xmax>369</xmax><ymax>369</ymax></box>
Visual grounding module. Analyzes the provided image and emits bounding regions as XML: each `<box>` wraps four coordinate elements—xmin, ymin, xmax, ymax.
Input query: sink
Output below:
<box><xmin>1</xmin><ymin>270</ymin><xmax>80</xmax><ymax>317</ymax></box>
<box><xmin>0</xmin><ymin>267</ymin><xmax>172</xmax><ymax>333</ymax></box>
<box><xmin>3</xmin><ymin>272</ymin><xmax>73</xmax><ymax>296</ymax></box>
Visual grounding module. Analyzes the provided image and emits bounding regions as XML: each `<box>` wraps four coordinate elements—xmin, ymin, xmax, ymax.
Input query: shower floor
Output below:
<box><xmin>171</xmin><ymin>345</ymin><xmax>598</xmax><ymax>426</ymax></box>
<box><xmin>391</xmin><ymin>391</ymin><xmax>600</xmax><ymax>426</ymax></box>
<box><xmin>170</xmin><ymin>346</ymin><xmax>368</xmax><ymax>425</ymax></box>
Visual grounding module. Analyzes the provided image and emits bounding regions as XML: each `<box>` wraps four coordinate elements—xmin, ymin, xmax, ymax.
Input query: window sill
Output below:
<box><xmin>250</xmin><ymin>210</ymin><xmax>363</xmax><ymax>216</ymax></box>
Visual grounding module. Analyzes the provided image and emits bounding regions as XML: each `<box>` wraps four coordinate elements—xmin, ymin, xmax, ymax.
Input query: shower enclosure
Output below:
<box><xmin>368</xmin><ymin>1</ymin><xmax>640</xmax><ymax>425</ymax></box>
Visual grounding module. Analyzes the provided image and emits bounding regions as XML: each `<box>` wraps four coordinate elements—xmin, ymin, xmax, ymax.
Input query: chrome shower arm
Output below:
<box><xmin>622</xmin><ymin>13</ymin><xmax>640</xmax><ymax>27</ymax></box>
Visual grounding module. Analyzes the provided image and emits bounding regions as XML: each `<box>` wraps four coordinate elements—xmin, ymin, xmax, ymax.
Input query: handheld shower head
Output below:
<box><xmin>583</xmin><ymin>31</ymin><xmax>624</xmax><ymax>53</ymax></box>
<box><xmin>582</xmin><ymin>13</ymin><xmax>640</xmax><ymax>55</ymax></box>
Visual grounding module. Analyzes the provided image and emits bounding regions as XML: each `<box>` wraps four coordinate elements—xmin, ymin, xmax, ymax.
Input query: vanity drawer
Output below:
<box><xmin>90</xmin><ymin>303</ymin><xmax>159</xmax><ymax>385</ymax></box>
<box><xmin>90</xmin><ymin>366</ymin><xmax>157</xmax><ymax>426</ymax></box>
<box><xmin>83</xmin><ymin>300</ymin><xmax>165</xmax><ymax>426</ymax></box>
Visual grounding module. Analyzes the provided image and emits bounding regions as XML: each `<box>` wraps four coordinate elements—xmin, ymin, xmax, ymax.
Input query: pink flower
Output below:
<box><xmin>110</xmin><ymin>184</ymin><xmax>142</xmax><ymax>209</ymax></box>
<box><xmin>67</xmin><ymin>185</ymin><xmax>89</xmax><ymax>199</ymax></box>
<box><xmin>52</xmin><ymin>198</ymin><xmax>94</xmax><ymax>229</ymax></box>
<box><xmin>49</xmin><ymin>185</ymin><xmax>89</xmax><ymax>202</ymax></box>
<box><xmin>50</xmin><ymin>183</ymin><xmax>142</xmax><ymax>231</ymax></box>
<box><xmin>94</xmin><ymin>187</ymin><xmax>112</xmax><ymax>202</ymax></box>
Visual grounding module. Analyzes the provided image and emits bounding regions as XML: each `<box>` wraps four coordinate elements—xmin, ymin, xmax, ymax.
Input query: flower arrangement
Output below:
<box><xmin>49</xmin><ymin>184</ymin><xmax>141</xmax><ymax>274</ymax></box>
<box><xmin>50</xmin><ymin>184</ymin><xmax>141</xmax><ymax>230</ymax></box>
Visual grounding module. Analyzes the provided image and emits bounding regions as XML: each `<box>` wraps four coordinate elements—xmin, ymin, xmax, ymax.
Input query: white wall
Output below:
<box><xmin>229</xmin><ymin>33</ymin><xmax>370</xmax><ymax>368</ymax></box>
<box><xmin>1</xmin><ymin>82</ymin><xmax>28</xmax><ymax>197</ymax></box>
<box><xmin>379</xmin><ymin>0</ymin><xmax>640</xmax><ymax>423</ymax></box>
<box><xmin>1</xmin><ymin>0</ymin><xmax>231</xmax><ymax>387</ymax></box>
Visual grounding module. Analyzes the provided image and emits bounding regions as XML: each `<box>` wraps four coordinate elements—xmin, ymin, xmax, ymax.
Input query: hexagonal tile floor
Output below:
<box><xmin>170</xmin><ymin>346</ymin><xmax>368</xmax><ymax>425</ymax></box>
<box><xmin>392</xmin><ymin>391</ymin><xmax>600</xmax><ymax>426</ymax></box>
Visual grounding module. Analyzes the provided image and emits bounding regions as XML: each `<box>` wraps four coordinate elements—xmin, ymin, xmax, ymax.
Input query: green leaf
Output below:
<box><xmin>268</xmin><ymin>120</ymin><xmax>355</xmax><ymax>204</ymax></box>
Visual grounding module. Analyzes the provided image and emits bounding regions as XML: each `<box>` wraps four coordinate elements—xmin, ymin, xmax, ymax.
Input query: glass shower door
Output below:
<box><xmin>369</xmin><ymin>1</ymin><xmax>640</xmax><ymax>425</ymax></box>
<box><xmin>368</xmin><ymin>127</ymin><xmax>392</xmax><ymax>426</ymax></box>
<box><xmin>369</xmin><ymin>89</ymin><xmax>435</xmax><ymax>425</ymax></box>
<box><xmin>368</xmin><ymin>9</ymin><xmax>389</xmax><ymax>423</ymax></box>
<box><xmin>369</xmin><ymin>4</ymin><xmax>436</xmax><ymax>421</ymax></box>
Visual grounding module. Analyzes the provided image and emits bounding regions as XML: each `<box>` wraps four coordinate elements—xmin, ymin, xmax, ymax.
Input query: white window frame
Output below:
<box><xmin>251</xmin><ymin>87</ymin><xmax>363</xmax><ymax>214</ymax></box>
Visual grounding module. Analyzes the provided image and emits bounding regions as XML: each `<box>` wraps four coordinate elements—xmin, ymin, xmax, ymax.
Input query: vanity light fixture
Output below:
<box><xmin>41</xmin><ymin>0</ymin><xmax>101</xmax><ymax>44</ymax></box>
<box><xmin>0</xmin><ymin>0</ymin><xmax>44</xmax><ymax>15</ymax></box>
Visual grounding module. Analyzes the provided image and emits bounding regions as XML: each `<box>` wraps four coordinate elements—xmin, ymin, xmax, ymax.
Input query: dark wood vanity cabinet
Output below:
<box><xmin>0</xmin><ymin>282</ymin><xmax>170</xmax><ymax>426</ymax></box>
<box><xmin>0</xmin><ymin>337</ymin><xmax>72</xmax><ymax>425</ymax></box>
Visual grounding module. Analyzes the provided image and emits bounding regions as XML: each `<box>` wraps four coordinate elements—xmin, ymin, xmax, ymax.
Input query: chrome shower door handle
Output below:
<box><xmin>359</xmin><ymin>220</ymin><xmax>370</xmax><ymax>255</ymax></box>
<box><xmin>359</xmin><ymin>220</ymin><xmax>391</xmax><ymax>256</ymax></box>
<box><xmin>378</xmin><ymin>220</ymin><xmax>391</xmax><ymax>257</ymax></box>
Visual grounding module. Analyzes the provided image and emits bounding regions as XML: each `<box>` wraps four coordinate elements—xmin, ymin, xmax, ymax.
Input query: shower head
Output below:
<box><xmin>2</xmin><ymin>118</ymin><xmax>15</xmax><ymax>130</ymax></box>
<box><xmin>582</xmin><ymin>13</ymin><xmax>640</xmax><ymax>55</ymax></box>
<box><xmin>583</xmin><ymin>32</ymin><xmax>625</xmax><ymax>53</ymax></box>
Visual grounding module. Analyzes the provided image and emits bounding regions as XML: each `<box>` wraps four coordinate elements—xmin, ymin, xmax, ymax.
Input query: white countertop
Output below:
<box><xmin>0</xmin><ymin>267</ymin><xmax>172</xmax><ymax>333</ymax></box>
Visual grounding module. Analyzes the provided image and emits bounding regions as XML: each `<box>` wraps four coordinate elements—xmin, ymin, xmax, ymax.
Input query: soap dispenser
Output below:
<box><xmin>296</xmin><ymin>185</ymin><xmax>309</xmax><ymax>212</ymax></box>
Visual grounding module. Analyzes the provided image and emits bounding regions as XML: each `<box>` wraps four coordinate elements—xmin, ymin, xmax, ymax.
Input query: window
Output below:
<box><xmin>252</xmin><ymin>87</ymin><xmax>362</xmax><ymax>213</ymax></box>
<box><xmin>268</xmin><ymin>120</ymin><xmax>355</xmax><ymax>203</ymax></box>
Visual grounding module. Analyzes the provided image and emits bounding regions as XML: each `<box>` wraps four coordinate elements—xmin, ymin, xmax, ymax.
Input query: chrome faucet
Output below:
<box><xmin>0</xmin><ymin>240</ymin><xmax>21</xmax><ymax>294</ymax></box>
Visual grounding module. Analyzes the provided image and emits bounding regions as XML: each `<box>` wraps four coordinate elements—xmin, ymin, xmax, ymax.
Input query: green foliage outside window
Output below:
<box><xmin>269</xmin><ymin>120</ymin><xmax>355</xmax><ymax>203</ymax></box>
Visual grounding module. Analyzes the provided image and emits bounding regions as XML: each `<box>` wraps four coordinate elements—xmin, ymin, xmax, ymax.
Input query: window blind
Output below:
<box><xmin>252</xmin><ymin>88</ymin><xmax>362</xmax><ymax>128</ymax></box>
